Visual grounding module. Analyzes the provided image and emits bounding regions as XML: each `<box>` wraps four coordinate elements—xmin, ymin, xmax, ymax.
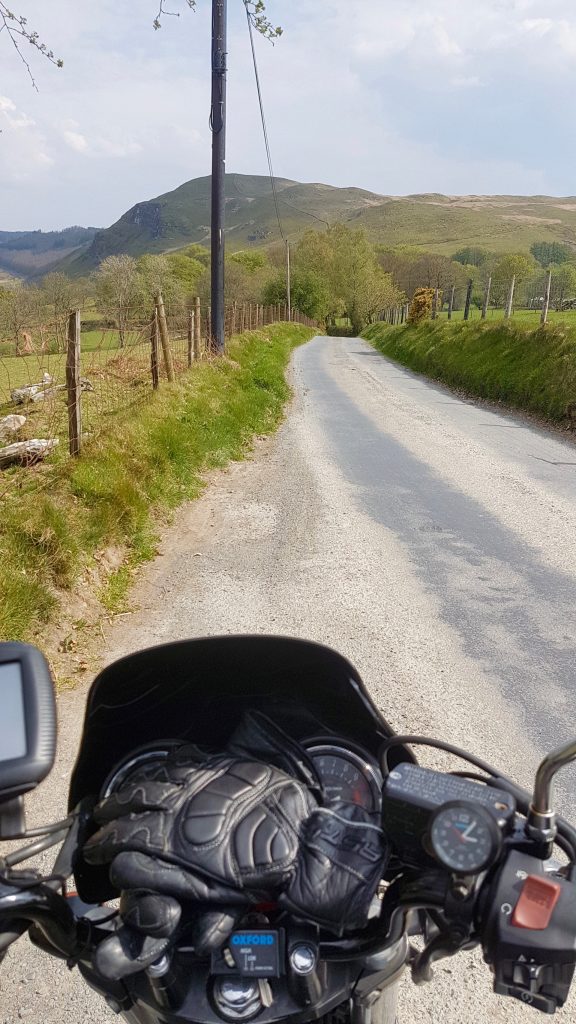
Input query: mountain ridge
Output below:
<box><xmin>5</xmin><ymin>176</ymin><xmax>576</xmax><ymax>279</ymax></box>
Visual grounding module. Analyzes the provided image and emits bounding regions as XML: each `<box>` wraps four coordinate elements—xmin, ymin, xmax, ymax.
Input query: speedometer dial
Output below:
<box><xmin>306</xmin><ymin>744</ymin><xmax>382</xmax><ymax>813</ymax></box>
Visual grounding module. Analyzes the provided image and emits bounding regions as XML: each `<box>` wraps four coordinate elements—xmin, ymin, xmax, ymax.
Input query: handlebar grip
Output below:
<box><xmin>94</xmin><ymin>926</ymin><xmax>170</xmax><ymax>981</ymax></box>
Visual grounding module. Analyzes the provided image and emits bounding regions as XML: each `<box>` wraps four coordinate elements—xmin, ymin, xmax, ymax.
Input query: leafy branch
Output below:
<box><xmin>2</xmin><ymin>2</ymin><xmax>281</xmax><ymax>90</ymax></box>
<box><xmin>244</xmin><ymin>1</ymin><xmax>282</xmax><ymax>41</ymax></box>
<box><xmin>153</xmin><ymin>0</ymin><xmax>196</xmax><ymax>31</ymax></box>
<box><xmin>0</xmin><ymin>2</ymin><xmax>63</xmax><ymax>90</ymax></box>
<box><xmin>154</xmin><ymin>1</ymin><xmax>281</xmax><ymax>41</ymax></box>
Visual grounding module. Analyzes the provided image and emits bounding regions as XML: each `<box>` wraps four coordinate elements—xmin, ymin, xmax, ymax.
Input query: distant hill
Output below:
<box><xmin>349</xmin><ymin>194</ymin><xmax>576</xmax><ymax>257</ymax></box>
<box><xmin>58</xmin><ymin>174</ymin><xmax>390</xmax><ymax>275</ymax></box>
<box><xmin>0</xmin><ymin>226</ymin><xmax>99</xmax><ymax>278</ymax></box>
<box><xmin>7</xmin><ymin>178</ymin><xmax>576</xmax><ymax>279</ymax></box>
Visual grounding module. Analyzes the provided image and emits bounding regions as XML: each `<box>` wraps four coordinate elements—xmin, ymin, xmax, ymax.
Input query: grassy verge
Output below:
<box><xmin>362</xmin><ymin>320</ymin><xmax>576</xmax><ymax>424</ymax></box>
<box><xmin>0</xmin><ymin>323</ymin><xmax>314</xmax><ymax>641</ymax></box>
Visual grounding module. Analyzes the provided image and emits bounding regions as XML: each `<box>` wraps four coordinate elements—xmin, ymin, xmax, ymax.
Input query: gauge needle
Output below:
<box><xmin>461</xmin><ymin>822</ymin><xmax>478</xmax><ymax>843</ymax></box>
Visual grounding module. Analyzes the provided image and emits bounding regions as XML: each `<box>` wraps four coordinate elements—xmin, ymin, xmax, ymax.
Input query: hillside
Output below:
<box><xmin>6</xmin><ymin>178</ymin><xmax>576</xmax><ymax>279</ymax></box>
<box><xmin>352</xmin><ymin>194</ymin><xmax>576</xmax><ymax>256</ymax></box>
<box><xmin>0</xmin><ymin>226</ymin><xmax>99</xmax><ymax>278</ymax></box>
<box><xmin>58</xmin><ymin>174</ymin><xmax>389</xmax><ymax>275</ymax></box>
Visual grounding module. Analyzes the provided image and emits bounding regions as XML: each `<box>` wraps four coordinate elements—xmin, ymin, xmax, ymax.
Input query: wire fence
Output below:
<box><xmin>0</xmin><ymin>298</ymin><xmax>315</xmax><ymax>490</ymax></box>
<box><xmin>376</xmin><ymin>273</ymin><xmax>576</xmax><ymax>327</ymax></box>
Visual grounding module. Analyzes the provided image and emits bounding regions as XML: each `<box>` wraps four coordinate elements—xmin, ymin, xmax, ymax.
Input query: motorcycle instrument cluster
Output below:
<box><xmin>304</xmin><ymin>742</ymin><xmax>383</xmax><ymax>814</ymax></box>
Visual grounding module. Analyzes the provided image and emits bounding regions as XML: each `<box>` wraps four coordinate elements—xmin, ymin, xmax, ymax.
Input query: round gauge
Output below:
<box><xmin>429</xmin><ymin>801</ymin><xmax>502</xmax><ymax>875</ymax></box>
<box><xmin>306</xmin><ymin>744</ymin><xmax>382</xmax><ymax>813</ymax></box>
<box><xmin>100</xmin><ymin>746</ymin><xmax>177</xmax><ymax>798</ymax></box>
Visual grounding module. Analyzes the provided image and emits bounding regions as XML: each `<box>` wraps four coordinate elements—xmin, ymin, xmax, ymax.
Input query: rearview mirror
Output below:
<box><xmin>0</xmin><ymin>643</ymin><xmax>57</xmax><ymax>807</ymax></box>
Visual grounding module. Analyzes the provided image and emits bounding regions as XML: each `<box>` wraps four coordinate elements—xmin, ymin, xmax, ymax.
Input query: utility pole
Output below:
<box><xmin>286</xmin><ymin>239</ymin><xmax>291</xmax><ymax>320</ymax></box>
<box><xmin>211</xmin><ymin>0</ymin><xmax>227</xmax><ymax>354</ymax></box>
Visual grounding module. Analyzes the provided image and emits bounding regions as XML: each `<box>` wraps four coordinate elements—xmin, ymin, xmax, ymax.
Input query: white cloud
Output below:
<box><xmin>1</xmin><ymin>0</ymin><xmax>576</xmax><ymax>228</ymax></box>
<box><xmin>451</xmin><ymin>76</ymin><xmax>483</xmax><ymax>88</ymax></box>
<box><xmin>63</xmin><ymin>129</ymin><xmax>88</xmax><ymax>152</ymax></box>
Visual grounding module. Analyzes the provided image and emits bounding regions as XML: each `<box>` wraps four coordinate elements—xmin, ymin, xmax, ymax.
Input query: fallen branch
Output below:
<box><xmin>0</xmin><ymin>437</ymin><xmax>59</xmax><ymax>469</ymax></box>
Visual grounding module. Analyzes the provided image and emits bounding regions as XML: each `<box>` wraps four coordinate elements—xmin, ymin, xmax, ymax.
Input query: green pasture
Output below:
<box><xmin>0</xmin><ymin>326</ymin><xmax>192</xmax><ymax>451</ymax></box>
<box><xmin>435</xmin><ymin>308</ymin><xmax>576</xmax><ymax>325</ymax></box>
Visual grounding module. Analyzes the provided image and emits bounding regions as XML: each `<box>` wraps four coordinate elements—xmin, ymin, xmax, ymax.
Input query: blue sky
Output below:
<box><xmin>1</xmin><ymin>0</ymin><xmax>575</xmax><ymax>231</ymax></box>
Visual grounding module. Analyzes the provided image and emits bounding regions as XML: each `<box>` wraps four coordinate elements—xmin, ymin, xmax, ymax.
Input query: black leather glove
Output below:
<box><xmin>84</xmin><ymin>752</ymin><xmax>317</xmax><ymax>959</ymax></box>
<box><xmin>280</xmin><ymin>803</ymin><xmax>389</xmax><ymax>934</ymax></box>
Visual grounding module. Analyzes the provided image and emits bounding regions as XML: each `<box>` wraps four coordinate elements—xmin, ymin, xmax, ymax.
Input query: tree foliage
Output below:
<box><xmin>452</xmin><ymin>247</ymin><xmax>492</xmax><ymax>268</ymax></box>
<box><xmin>93</xmin><ymin>255</ymin><xmax>145</xmax><ymax>346</ymax></box>
<box><xmin>0</xmin><ymin>281</ymin><xmax>41</xmax><ymax>343</ymax></box>
<box><xmin>491</xmin><ymin>253</ymin><xmax>536</xmax><ymax>305</ymax></box>
<box><xmin>530</xmin><ymin>241</ymin><xmax>575</xmax><ymax>268</ymax></box>
<box><xmin>292</xmin><ymin>226</ymin><xmax>403</xmax><ymax>331</ymax></box>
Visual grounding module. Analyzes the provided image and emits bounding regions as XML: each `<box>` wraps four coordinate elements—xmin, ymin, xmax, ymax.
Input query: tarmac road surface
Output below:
<box><xmin>3</xmin><ymin>335</ymin><xmax>576</xmax><ymax>1023</ymax></box>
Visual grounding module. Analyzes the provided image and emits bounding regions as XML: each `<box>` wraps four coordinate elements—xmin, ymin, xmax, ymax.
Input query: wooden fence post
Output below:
<box><xmin>150</xmin><ymin>310</ymin><xmax>160</xmax><ymax>389</ymax></box>
<box><xmin>463</xmin><ymin>278</ymin><xmax>473</xmax><ymax>321</ymax></box>
<box><xmin>66</xmin><ymin>309</ymin><xmax>81</xmax><ymax>457</ymax></box>
<box><xmin>193</xmin><ymin>297</ymin><xmax>201</xmax><ymax>360</ymax></box>
<box><xmin>541</xmin><ymin>269</ymin><xmax>552</xmax><ymax>325</ymax></box>
<box><xmin>448</xmin><ymin>285</ymin><xmax>455</xmax><ymax>321</ymax></box>
<box><xmin>481</xmin><ymin>276</ymin><xmax>492</xmax><ymax>320</ymax></box>
<box><xmin>154</xmin><ymin>291</ymin><xmax>175</xmax><ymax>381</ymax></box>
<box><xmin>207</xmin><ymin>307</ymin><xmax>212</xmax><ymax>352</ymax></box>
<box><xmin>505</xmin><ymin>276</ymin><xmax>516</xmax><ymax>320</ymax></box>
<box><xmin>187</xmin><ymin>312</ymin><xmax>193</xmax><ymax>367</ymax></box>
<box><xmin>232</xmin><ymin>300</ymin><xmax>237</xmax><ymax>336</ymax></box>
<box><xmin>431</xmin><ymin>288</ymin><xmax>439</xmax><ymax>320</ymax></box>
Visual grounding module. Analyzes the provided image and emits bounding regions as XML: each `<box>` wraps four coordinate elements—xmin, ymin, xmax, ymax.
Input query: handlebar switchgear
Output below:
<box><xmin>481</xmin><ymin>850</ymin><xmax>576</xmax><ymax>1013</ymax></box>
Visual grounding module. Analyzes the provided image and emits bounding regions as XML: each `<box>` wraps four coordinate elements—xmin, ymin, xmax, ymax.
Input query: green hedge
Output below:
<box><xmin>362</xmin><ymin>320</ymin><xmax>576</xmax><ymax>422</ymax></box>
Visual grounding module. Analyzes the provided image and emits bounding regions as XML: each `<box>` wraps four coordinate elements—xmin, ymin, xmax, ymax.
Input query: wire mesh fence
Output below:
<box><xmin>0</xmin><ymin>298</ymin><xmax>316</xmax><ymax>490</ymax></box>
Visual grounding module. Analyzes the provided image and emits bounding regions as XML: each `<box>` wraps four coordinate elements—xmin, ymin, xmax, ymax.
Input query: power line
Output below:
<box><xmin>243</xmin><ymin>0</ymin><xmax>285</xmax><ymax>242</ymax></box>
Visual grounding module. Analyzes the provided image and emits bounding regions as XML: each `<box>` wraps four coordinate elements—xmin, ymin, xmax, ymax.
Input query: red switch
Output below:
<box><xmin>511</xmin><ymin>875</ymin><xmax>561</xmax><ymax>930</ymax></box>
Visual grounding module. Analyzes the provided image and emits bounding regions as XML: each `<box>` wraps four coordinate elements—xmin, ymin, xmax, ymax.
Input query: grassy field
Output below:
<box><xmin>435</xmin><ymin>308</ymin><xmax>576</xmax><ymax>325</ymax></box>
<box><xmin>362</xmin><ymin>318</ymin><xmax>576</xmax><ymax>424</ymax></box>
<box><xmin>0</xmin><ymin>325</ymin><xmax>193</xmax><ymax>454</ymax></box>
<box><xmin>0</xmin><ymin>322</ymin><xmax>314</xmax><ymax>643</ymax></box>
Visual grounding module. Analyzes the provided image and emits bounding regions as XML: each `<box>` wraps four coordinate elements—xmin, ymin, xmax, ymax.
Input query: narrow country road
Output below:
<box><xmin>3</xmin><ymin>335</ymin><xmax>576</xmax><ymax>1023</ymax></box>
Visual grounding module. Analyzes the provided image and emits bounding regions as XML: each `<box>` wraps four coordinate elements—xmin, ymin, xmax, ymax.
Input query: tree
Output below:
<box><xmin>491</xmin><ymin>254</ymin><xmax>536</xmax><ymax>306</ymax></box>
<box><xmin>228</xmin><ymin>251</ymin><xmax>267</xmax><ymax>274</ymax></box>
<box><xmin>39</xmin><ymin>272</ymin><xmax>80</xmax><ymax>350</ymax></box>
<box><xmin>0</xmin><ymin>282</ymin><xmax>42</xmax><ymax>346</ymax></box>
<box><xmin>530</xmin><ymin>241</ymin><xmax>575</xmax><ymax>268</ymax></box>
<box><xmin>136</xmin><ymin>254</ymin><xmax>188</xmax><ymax>315</ymax></box>
<box><xmin>93</xmin><ymin>255</ymin><xmax>144</xmax><ymax>346</ymax></box>
<box><xmin>263</xmin><ymin>270</ymin><xmax>332</xmax><ymax>321</ymax></box>
<box><xmin>329</xmin><ymin>225</ymin><xmax>402</xmax><ymax>333</ymax></box>
<box><xmin>165</xmin><ymin>252</ymin><xmax>205</xmax><ymax>294</ymax></box>
<box><xmin>551</xmin><ymin>264</ymin><xmax>576</xmax><ymax>310</ymax></box>
<box><xmin>452</xmin><ymin>247</ymin><xmax>492</xmax><ymax>267</ymax></box>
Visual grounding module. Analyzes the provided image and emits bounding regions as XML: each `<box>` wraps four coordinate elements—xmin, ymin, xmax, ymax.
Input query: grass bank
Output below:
<box><xmin>362</xmin><ymin>320</ymin><xmax>576</xmax><ymax>424</ymax></box>
<box><xmin>0</xmin><ymin>323</ymin><xmax>314</xmax><ymax>641</ymax></box>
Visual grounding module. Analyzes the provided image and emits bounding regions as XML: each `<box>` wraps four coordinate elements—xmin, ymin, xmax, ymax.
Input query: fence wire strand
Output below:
<box><xmin>0</xmin><ymin>302</ymin><xmax>315</xmax><ymax>493</ymax></box>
